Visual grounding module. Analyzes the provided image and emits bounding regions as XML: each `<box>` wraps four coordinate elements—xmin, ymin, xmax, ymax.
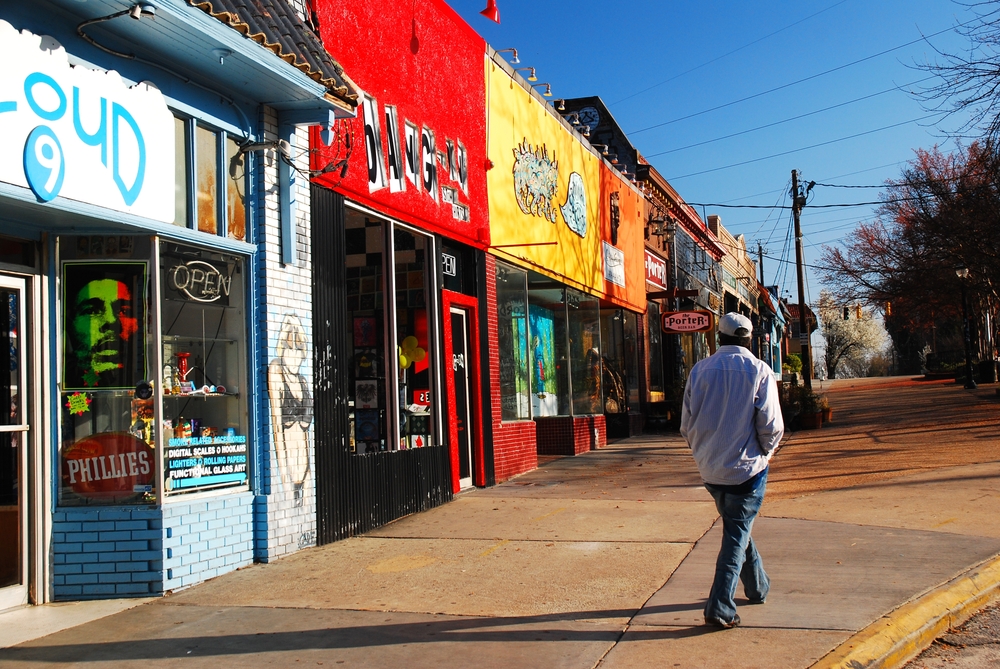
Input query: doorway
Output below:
<box><xmin>0</xmin><ymin>274</ymin><xmax>32</xmax><ymax>610</ymax></box>
<box><xmin>442</xmin><ymin>291</ymin><xmax>483</xmax><ymax>492</ymax></box>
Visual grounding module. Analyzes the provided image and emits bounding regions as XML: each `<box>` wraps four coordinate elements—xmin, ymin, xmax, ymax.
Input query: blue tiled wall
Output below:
<box><xmin>52</xmin><ymin>508</ymin><xmax>163</xmax><ymax>600</ymax></box>
<box><xmin>51</xmin><ymin>492</ymin><xmax>255</xmax><ymax>600</ymax></box>
<box><xmin>162</xmin><ymin>492</ymin><xmax>255</xmax><ymax>591</ymax></box>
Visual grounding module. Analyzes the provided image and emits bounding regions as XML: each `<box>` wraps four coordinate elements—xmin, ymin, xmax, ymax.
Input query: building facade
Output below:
<box><xmin>0</xmin><ymin>0</ymin><xmax>356</xmax><ymax>606</ymax></box>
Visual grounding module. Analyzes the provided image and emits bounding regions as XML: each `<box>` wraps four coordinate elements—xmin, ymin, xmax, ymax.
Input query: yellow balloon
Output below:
<box><xmin>412</xmin><ymin>347</ymin><xmax>426</xmax><ymax>362</ymax></box>
<box><xmin>402</xmin><ymin>336</ymin><xmax>419</xmax><ymax>352</ymax></box>
<box><xmin>399</xmin><ymin>353</ymin><xmax>410</xmax><ymax>369</ymax></box>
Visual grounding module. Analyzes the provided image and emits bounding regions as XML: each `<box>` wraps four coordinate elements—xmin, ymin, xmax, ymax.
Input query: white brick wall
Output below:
<box><xmin>256</xmin><ymin>106</ymin><xmax>317</xmax><ymax>560</ymax></box>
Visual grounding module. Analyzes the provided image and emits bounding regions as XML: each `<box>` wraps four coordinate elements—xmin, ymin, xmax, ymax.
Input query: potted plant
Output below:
<box><xmin>798</xmin><ymin>391</ymin><xmax>824</xmax><ymax>430</ymax></box>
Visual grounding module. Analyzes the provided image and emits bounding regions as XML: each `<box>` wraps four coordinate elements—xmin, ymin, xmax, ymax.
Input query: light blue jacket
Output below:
<box><xmin>680</xmin><ymin>345</ymin><xmax>784</xmax><ymax>486</ymax></box>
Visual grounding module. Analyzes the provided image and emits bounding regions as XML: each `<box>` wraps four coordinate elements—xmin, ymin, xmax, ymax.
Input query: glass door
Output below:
<box><xmin>0</xmin><ymin>275</ymin><xmax>28</xmax><ymax>610</ymax></box>
<box><xmin>450</xmin><ymin>307</ymin><xmax>473</xmax><ymax>488</ymax></box>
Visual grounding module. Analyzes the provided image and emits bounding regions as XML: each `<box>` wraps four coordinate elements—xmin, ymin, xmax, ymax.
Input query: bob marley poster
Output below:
<box><xmin>62</xmin><ymin>261</ymin><xmax>147</xmax><ymax>391</ymax></box>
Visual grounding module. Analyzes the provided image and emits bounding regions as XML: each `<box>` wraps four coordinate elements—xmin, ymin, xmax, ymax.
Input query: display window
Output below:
<box><xmin>568</xmin><ymin>289</ymin><xmax>602</xmax><ymax>416</ymax></box>
<box><xmin>646</xmin><ymin>301</ymin><xmax>665</xmax><ymax>400</ymax></box>
<box><xmin>344</xmin><ymin>208</ymin><xmax>438</xmax><ymax>454</ymax></box>
<box><xmin>527</xmin><ymin>274</ymin><xmax>570</xmax><ymax>417</ymax></box>
<box><xmin>159</xmin><ymin>242</ymin><xmax>248</xmax><ymax>495</ymax></box>
<box><xmin>58</xmin><ymin>237</ymin><xmax>156</xmax><ymax>506</ymax></box>
<box><xmin>57</xmin><ymin>236</ymin><xmax>250</xmax><ymax>506</ymax></box>
<box><xmin>495</xmin><ymin>263</ymin><xmax>530</xmax><ymax>421</ymax></box>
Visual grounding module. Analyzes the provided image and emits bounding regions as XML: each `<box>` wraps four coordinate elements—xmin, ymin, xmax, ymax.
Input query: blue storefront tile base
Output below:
<box><xmin>51</xmin><ymin>492</ymin><xmax>256</xmax><ymax>600</ymax></box>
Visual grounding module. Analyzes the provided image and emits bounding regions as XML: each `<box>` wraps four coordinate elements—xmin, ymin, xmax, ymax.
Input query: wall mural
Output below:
<box><xmin>268</xmin><ymin>314</ymin><xmax>314</xmax><ymax>507</ymax></box>
<box><xmin>513</xmin><ymin>139</ymin><xmax>559</xmax><ymax>223</ymax></box>
<box><xmin>561</xmin><ymin>172</ymin><xmax>587</xmax><ymax>238</ymax></box>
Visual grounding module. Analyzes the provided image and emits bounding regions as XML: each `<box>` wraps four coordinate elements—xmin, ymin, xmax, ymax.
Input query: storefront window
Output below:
<box><xmin>495</xmin><ymin>263</ymin><xmax>529</xmax><ymax>421</ymax></box>
<box><xmin>527</xmin><ymin>271</ymin><xmax>569</xmax><ymax>417</ymax></box>
<box><xmin>647</xmin><ymin>301</ymin><xmax>664</xmax><ymax>397</ymax></box>
<box><xmin>160</xmin><ymin>242</ymin><xmax>249</xmax><ymax>495</ymax></box>
<box><xmin>58</xmin><ymin>236</ymin><xmax>156</xmax><ymax>506</ymax></box>
<box><xmin>173</xmin><ymin>116</ymin><xmax>189</xmax><ymax>228</ymax></box>
<box><xmin>600</xmin><ymin>310</ymin><xmax>626</xmax><ymax>413</ymax></box>
<box><xmin>568</xmin><ymin>288</ymin><xmax>601</xmax><ymax>415</ymax></box>
<box><xmin>393</xmin><ymin>227</ymin><xmax>435</xmax><ymax>450</ymax></box>
<box><xmin>623</xmin><ymin>311</ymin><xmax>640</xmax><ymax>409</ymax></box>
<box><xmin>226</xmin><ymin>137</ymin><xmax>247</xmax><ymax>242</ymax></box>
<box><xmin>345</xmin><ymin>210</ymin><xmax>387</xmax><ymax>454</ymax></box>
<box><xmin>195</xmin><ymin>125</ymin><xmax>218</xmax><ymax>235</ymax></box>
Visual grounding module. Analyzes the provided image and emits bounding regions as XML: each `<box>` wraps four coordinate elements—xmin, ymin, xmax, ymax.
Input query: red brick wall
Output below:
<box><xmin>486</xmin><ymin>254</ymin><xmax>538</xmax><ymax>482</ymax></box>
<box><xmin>536</xmin><ymin>415</ymin><xmax>606</xmax><ymax>455</ymax></box>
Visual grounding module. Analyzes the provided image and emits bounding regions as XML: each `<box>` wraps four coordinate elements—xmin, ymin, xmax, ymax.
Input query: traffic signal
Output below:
<box><xmin>886</xmin><ymin>301</ymin><xmax>892</xmax><ymax>316</ymax></box>
<box><xmin>843</xmin><ymin>306</ymin><xmax>849</xmax><ymax>320</ymax></box>
<box><xmin>856</xmin><ymin>304</ymin><xmax>863</xmax><ymax>319</ymax></box>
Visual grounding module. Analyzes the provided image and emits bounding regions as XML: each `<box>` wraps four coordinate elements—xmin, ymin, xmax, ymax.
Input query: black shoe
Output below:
<box><xmin>705</xmin><ymin>613</ymin><xmax>741</xmax><ymax>629</ymax></box>
<box><xmin>748</xmin><ymin>597</ymin><xmax>766</xmax><ymax>605</ymax></box>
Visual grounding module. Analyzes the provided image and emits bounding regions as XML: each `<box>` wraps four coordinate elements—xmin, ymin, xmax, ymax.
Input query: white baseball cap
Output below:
<box><xmin>718</xmin><ymin>312</ymin><xmax>752</xmax><ymax>337</ymax></box>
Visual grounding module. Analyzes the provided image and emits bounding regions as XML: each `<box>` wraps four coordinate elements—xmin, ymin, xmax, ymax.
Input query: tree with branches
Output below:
<box><xmin>816</xmin><ymin>291</ymin><xmax>890</xmax><ymax>378</ymax></box>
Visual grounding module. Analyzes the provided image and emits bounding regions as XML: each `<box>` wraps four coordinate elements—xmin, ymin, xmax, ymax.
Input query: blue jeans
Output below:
<box><xmin>703</xmin><ymin>468</ymin><xmax>770</xmax><ymax>622</ymax></box>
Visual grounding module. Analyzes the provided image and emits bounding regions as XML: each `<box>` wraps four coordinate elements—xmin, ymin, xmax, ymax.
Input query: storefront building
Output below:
<box><xmin>636</xmin><ymin>163</ymin><xmax>725</xmax><ymax>421</ymax></box>
<box><xmin>486</xmin><ymin>54</ymin><xmax>646</xmax><ymax>464</ymax></box>
<box><xmin>0</xmin><ymin>0</ymin><xmax>357</xmax><ymax>605</ymax></box>
<box><xmin>308</xmin><ymin>0</ymin><xmax>490</xmax><ymax>541</ymax></box>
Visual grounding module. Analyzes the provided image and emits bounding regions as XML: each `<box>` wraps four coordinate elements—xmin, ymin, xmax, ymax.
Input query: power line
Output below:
<box><xmin>643</xmin><ymin>77</ymin><xmax>933</xmax><ymax>158</ymax></box>
<box><xmin>666</xmin><ymin>114</ymin><xmax>937</xmax><ymax>181</ymax></box>
<box><xmin>610</xmin><ymin>0</ymin><xmax>850</xmax><ymax>106</ymax></box>
<box><xmin>628</xmin><ymin>22</ymin><xmax>963</xmax><ymax>135</ymax></box>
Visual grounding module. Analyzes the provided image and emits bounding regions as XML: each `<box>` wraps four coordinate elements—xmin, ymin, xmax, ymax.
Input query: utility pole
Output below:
<box><xmin>757</xmin><ymin>242</ymin><xmax>765</xmax><ymax>285</ymax></box>
<box><xmin>791</xmin><ymin>170</ymin><xmax>812</xmax><ymax>391</ymax></box>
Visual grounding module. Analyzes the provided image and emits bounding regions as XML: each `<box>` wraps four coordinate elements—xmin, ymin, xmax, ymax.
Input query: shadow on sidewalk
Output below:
<box><xmin>0</xmin><ymin>604</ymin><xmax>722</xmax><ymax>663</ymax></box>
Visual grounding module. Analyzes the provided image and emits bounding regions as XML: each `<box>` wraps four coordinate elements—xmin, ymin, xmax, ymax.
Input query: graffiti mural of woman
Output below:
<box><xmin>268</xmin><ymin>314</ymin><xmax>313</xmax><ymax>506</ymax></box>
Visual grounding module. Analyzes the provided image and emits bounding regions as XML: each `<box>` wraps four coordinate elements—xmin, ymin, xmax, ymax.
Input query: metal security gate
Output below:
<box><xmin>310</xmin><ymin>185</ymin><xmax>452</xmax><ymax>544</ymax></box>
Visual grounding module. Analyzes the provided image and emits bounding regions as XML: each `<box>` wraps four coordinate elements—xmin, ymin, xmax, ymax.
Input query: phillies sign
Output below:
<box><xmin>662</xmin><ymin>310</ymin><xmax>714</xmax><ymax>334</ymax></box>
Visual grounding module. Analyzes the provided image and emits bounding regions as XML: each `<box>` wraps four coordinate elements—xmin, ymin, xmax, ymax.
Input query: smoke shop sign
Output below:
<box><xmin>0</xmin><ymin>21</ymin><xmax>174</xmax><ymax>221</ymax></box>
<box><xmin>661</xmin><ymin>310</ymin><xmax>714</xmax><ymax>334</ymax></box>
<box><xmin>167</xmin><ymin>259</ymin><xmax>232</xmax><ymax>304</ymax></box>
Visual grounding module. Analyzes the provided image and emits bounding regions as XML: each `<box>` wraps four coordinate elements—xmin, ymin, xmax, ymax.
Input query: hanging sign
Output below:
<box><xmin>645</xmin><ymin>250</ymin><xmax>667</xmax><ymax>290</ymax></box>
<box><xmin>661</xmin><ymin>310</ymin><xmax>714</xmax><ymax>333</ymax></box>
<box><xmin>603</xmin><ymin>241</ymin><xmax>625</xmax><ymax>287</ymax></box>
<box><xmin>0</xmin><ymin>21</ymin><xmax>174</xmax><ymax>221</ymax></box>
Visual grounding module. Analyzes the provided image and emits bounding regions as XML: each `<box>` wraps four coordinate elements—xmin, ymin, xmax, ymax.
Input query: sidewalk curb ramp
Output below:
<box><xmin>810</xmin><ymin>552</ymin><xmax>1000</xmax><ymax>669</ymax></box>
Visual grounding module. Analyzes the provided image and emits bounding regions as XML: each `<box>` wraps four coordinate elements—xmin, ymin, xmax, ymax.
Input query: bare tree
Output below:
<box><xmin>917</xmin><ymin>2</ymin><xmax>1000</xmax><ymax>146</ymax></box>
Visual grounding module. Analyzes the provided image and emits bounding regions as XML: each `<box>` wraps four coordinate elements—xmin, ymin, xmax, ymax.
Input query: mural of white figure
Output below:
<box><xmin>268</xmin><ymin>314</ymin><xmax>313</xmax><ymax>506</ymax></box>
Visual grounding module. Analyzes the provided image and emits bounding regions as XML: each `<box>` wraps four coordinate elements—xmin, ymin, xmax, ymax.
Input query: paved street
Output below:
<box><xmin>3</xmin><ymin>376</ymin><xmax>1000</xmax><ymax>668</ymax></box>
<box><xmin>906</xmin><ymin>602</ymin><xmax>1000</xmax><ymax>668</ymax></box>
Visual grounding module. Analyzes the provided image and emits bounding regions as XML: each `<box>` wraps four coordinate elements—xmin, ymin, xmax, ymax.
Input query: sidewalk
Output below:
<box><xmin>3</xmin><ymin>376</ymin><xmax>1000</xmax><ymax>668</ymax></box>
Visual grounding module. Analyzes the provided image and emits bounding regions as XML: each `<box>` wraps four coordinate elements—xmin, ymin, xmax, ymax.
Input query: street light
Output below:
<box><xmin>956</xmin><ymin>267</ymin><xmax>977</xmax><ymax>389</ymax></box>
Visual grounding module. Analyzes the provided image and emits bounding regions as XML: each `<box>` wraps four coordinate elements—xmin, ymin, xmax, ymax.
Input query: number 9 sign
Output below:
<box><xmin>23</xmin><ymin>126</ymin><xmax>65</xmax><ymax>202</ymax></box>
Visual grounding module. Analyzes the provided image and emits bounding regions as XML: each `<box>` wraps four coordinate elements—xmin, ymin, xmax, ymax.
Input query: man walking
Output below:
<box><xmin>680</xmin><ymin>312</ymin><xmax>784</xmax><ymax>629</ymax></box>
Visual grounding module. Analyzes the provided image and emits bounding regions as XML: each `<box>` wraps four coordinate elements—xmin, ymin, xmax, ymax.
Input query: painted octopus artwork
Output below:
<box><xmin>268</xmin><ymin>314</ymin><xmax>314</xmax><ymax>507</ymax></box>
<box><xmin>560</xmin><ymin>172</ymin><xmax>587</xmax><ymax>237</ymax></box>
<box><xmin>513</xmin><ymin>139</ymin><xmax>559</xmax><ymax>223</ymax></box>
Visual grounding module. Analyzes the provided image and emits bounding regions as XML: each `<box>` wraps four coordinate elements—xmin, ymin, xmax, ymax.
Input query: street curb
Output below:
<box><xmin>810</xmin><ymin>552</ymin><xmax>1000</xmax><ymax>669</ymax></box>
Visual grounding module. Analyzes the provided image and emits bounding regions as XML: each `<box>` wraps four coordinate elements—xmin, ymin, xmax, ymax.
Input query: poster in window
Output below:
<box><xmin>353</xmin><ymin>316</ymin><xmax>377</xmax><ymax>347</ymax></box>
<box><xmin>62</xmin><ymin>261</ymin><xmax>147</xmax><ymax>391</ymax></box>
<box><xmin>356</xmin><ymin>409</ymin><xmax>380</xmax><ymax>440</ymax></box>
<box><xmin>528</xmin><ymin>305</ymin><xmax>557</xmax><ymax>415</ymax></box>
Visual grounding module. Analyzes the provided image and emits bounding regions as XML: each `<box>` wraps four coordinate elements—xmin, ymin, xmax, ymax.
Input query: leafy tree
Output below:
<box><xmin>816</xmin><ymin>291</ymin><xmax>890</xmax><ymax>378</ymax></box>
<box><xmin>819</xmin><ymin>143</ymin><xmax>1000</xmax><ymax>372</ymax></box>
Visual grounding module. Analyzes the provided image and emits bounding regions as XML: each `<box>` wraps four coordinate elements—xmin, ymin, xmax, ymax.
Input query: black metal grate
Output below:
<box><xmin>311</xmin><ymin>185</ymin><xmax>452</xmax><ymax>544</ymax></box>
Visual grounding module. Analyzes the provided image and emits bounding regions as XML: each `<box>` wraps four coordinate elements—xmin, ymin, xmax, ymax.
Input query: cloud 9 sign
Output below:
<box><xmin>661</xmin><ymin>310</ymin><xmax>714</xmax><ymax>334</ymax></box>
<box><xmin>0</xmin><ymin>21</ymin><xmax>174</xmax><ymax>221</ymax></box>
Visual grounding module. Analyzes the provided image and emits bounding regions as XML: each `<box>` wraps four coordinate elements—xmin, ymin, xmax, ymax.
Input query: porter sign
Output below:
<box><xmin>661</xmin><ymin>310</ymin><xmax>714</xmax><ymax>334</ymax></box>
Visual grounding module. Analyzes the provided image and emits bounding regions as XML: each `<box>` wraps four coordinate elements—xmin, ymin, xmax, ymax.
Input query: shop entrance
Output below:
<box><xmin>0</xmin><ymin>275</ymin><xmax>31</xmax><ymax>610</ymax></box>
<box><xmin>442</xmin><ymin>292</ymin><xmax>483</xmax><ymax>492</ymax></box>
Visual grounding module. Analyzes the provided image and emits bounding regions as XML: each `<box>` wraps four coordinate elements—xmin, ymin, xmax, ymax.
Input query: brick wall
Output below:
<box><xmin>253</xmin><ymin>107</ymin><xmax>317</xmax><ymax>562</ymax></box>
<box><xmin>536</xmin><ymin>415</ymin><xmax>606</xmax><ymax>455</ymax></box>
<box><xmin>162</xmin><ymin>493</ymin><xmax>255</xmax><ymax>591</ymax></box>
<box><xmin>52</xmin><ymin>508</ymin><xmax>163</xmax><ymax>600</ymax></box>
<box><xmin>484</xmin><ymin>253</ymin><xmax>538</xmax><ymax>482</ymax></box>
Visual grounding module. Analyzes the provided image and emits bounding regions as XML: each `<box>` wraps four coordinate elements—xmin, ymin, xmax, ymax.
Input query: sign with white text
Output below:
<box><xmin>0</xmin><ymin>21</ymin><xmax>174</xmax><ymax>221</ymax></box>
<box><xmin>661</xmin><ymin>310</ymin><xmax>714</xmax><ymax>334</ymax></box>
<box><xmin>645</xmin><ymin>250</ymin><xmax>667</xmax><ymax>290</ymax></box>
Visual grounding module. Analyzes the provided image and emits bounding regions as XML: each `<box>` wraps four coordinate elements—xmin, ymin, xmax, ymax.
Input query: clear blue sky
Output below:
<box><xmin>449</xmin><ymin>0</ymin><xmax>976</xmax><ymax>306</ymax></box>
